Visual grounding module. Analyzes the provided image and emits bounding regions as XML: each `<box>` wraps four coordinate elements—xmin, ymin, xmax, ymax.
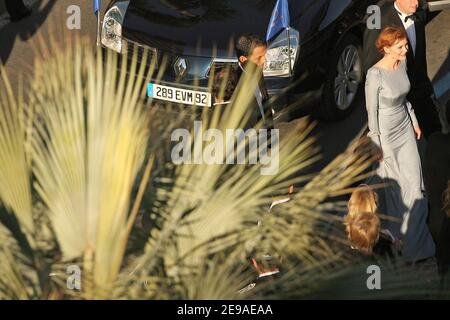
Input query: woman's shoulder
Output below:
<box><xmin>366</xmin><ymin>66</ymin><xmax>382</xmax><ymax>86</ymax></box>
<box><xmin>367</xmin><ymin>64</ymin><xmax>382</xmax><ymax>76</ymax></box>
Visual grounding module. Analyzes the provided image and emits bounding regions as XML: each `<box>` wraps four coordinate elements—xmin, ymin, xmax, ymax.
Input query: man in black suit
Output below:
<box><xmin>4</xmin><ymin>0</ymin><xmax>32</xmax><ymax>22</ymax></box>
<box><xmin>234</xmin><ymin>34</ymin><xmax>274</xmax><ymax>131</ymax></box>
<box><xmin>363</xmin><ymin>0</ymin><xmax>441</xmax><ymax>138</ymax></box>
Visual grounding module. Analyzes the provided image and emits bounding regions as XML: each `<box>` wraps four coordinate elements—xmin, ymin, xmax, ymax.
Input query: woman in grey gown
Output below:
<box><xmin>365</xmin><ymin>27</ymin><xmax>435</xmax><ymax>262</ymax></box>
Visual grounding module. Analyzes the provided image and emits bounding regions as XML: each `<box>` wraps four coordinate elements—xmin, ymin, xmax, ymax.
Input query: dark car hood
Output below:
<box><xmin>123</xmin><ymin>0</ymin><xmax>279</xmax><ymax>57</ymax></box>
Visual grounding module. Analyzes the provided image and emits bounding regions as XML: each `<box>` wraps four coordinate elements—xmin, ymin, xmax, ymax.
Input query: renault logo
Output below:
<box><xmin>174</xmin><ymin>57</ymin><xmax>188</xmax><ymax>78</ymax></box>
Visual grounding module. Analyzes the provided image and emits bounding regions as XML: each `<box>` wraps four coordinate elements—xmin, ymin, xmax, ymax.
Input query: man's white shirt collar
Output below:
<box><xmin>393</xmin><ymin>2</ymin><xmax>417</xmax><ymax>55</ymax></box>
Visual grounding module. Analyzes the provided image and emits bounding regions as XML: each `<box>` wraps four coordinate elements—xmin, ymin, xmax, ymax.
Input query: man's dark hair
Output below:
<box><xmin>235</xmin><ymin>34</ymin><xmax>267</xmax><ymax>59</ymax></box>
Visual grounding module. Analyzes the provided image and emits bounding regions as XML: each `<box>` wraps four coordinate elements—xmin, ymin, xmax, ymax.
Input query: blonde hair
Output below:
<box><xmin>344</xmin><ymin>185</ymin><xmax>380</xmax><ymax>255</ymax></box>
<box><xmin>346</xmin><ymin>185</ymin><xmax>379</xmax><ymax>219</ymax></box>
<box><xmin>444</xmin><ymin>180</ymin><xmax>450</xmax><ymax>217</ymax></box>
<box><xmin>345</xmin><ymin>212</ymin><xmax>381</xmax><ymax>255</ymax></box>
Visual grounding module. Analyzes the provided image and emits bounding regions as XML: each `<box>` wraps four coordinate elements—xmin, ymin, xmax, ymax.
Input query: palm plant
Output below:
<box><xmin>0</xmin><ymin>33</ymin><xmax>447</xmax><ymax>300</ymax></box>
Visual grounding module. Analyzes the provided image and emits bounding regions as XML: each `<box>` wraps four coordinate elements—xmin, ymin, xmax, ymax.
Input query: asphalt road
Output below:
<box><xmin>1</xmin><ymin>0</ymin><xmax>449</xmax><ymax>176</ymax></box>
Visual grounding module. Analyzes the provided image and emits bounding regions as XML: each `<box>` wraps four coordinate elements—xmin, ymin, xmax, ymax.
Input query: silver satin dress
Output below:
<box><xmin>365</xmin><ymin>59</ymin><xmax>435</xmax><ymax>262</ymax></box>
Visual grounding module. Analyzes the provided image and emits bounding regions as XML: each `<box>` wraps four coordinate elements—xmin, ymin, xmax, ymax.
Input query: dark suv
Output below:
<box><xmin>101</xmin><ymin>0</ymin><xmax>377</xmax><ymax>120</ymax></box>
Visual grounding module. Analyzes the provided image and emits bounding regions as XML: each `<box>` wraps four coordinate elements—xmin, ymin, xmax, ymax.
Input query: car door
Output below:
<box><xmin>288</xmin><ymin>0</ymin><xmax>330</xmax><ymax>90</ymax></box>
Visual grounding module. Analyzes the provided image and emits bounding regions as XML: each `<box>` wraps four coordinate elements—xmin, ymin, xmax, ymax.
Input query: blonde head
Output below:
<box><xmin>344</xmin><ymin>185</ymin><xmax>380</xmax><ymax>254</ymax></box>
<box><xmin>345</xmin><ymin>212</ymin><xmax>381</xmax><ymax>255</ymax></box>
<box><xmin>346</xmin><ymin>185</ymin><xmax>379</xmax><ymax>219</ymax></box>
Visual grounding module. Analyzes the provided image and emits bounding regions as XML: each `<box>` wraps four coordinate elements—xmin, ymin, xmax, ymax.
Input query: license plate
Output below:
<box><xmin>147</xmin><ymin>83</ymin><xmax>211</xmax><ymax>107</ymax></box>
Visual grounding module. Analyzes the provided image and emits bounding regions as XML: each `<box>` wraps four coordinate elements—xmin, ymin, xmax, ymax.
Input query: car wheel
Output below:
<box><xmin>320</xmin><ymin>33</ymin><xmax>363</xmax><ymax>121</ymax></box>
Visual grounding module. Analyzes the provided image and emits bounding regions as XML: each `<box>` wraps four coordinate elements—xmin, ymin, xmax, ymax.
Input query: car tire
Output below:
<box><xmin>319</xmin><ymin>33</ymin><xmax>363</xmax><ymax>121</ymax></box>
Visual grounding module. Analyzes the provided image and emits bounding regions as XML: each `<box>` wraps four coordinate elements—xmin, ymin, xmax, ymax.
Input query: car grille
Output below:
<box><xmin>206</xmin><ymin>59</ymin><xmax>238</xmax><ymax>78</ymax></box>
<box><xmin>124</xmin><ymin>39</ymin><xmax>158</xmax><ymax>69</ymax></box>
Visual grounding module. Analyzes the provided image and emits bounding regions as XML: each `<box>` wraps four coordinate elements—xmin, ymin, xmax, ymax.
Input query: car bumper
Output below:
<box><xmin>101</xmin><ymin>47</ymin><xmax>313</xmax><ymax>111</ymax></box>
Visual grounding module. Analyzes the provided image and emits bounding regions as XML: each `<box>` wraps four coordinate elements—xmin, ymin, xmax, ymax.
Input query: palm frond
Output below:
<box><xmin>29</xmin><ymin>35</ymin><xmax>158</xmax><ymax>297</ymax></box>
<box><xmin>0</xmin><ymin>66</ymin><xmax>34</xmax><ymax>234</ymax></box>
<box><xmin>0</xmin><ymin>223</ymin><xmax>40</xmax><ymax>299</ymax></box>
<box><xmin>0</xmin><ymin>30</ymin><xmax>447</xmax><ymax>300</ymax></box>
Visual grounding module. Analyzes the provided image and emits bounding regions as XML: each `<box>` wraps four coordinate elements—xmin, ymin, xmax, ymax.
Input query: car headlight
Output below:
<box><xmin>264</xmin><ymin>28</ymin><xmax>300</xmax><ymax>78</ymax></box>
<box><xmin>101</xmin><ymin>1</ymin><xmax>130</xmax><ymax>54</ymax></box>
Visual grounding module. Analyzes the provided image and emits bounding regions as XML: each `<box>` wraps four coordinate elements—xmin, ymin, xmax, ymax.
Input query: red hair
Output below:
<box><xmin>376</xmin><ymin>27</ymin><xmax>408</xmax><ymax>55</ymax></box>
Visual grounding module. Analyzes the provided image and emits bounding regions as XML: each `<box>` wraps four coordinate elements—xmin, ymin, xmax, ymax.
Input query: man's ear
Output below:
<box><xmin>238</xmin><ymin>56</ymin><xmax>247</xmax><ymax>64</ymax></box>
